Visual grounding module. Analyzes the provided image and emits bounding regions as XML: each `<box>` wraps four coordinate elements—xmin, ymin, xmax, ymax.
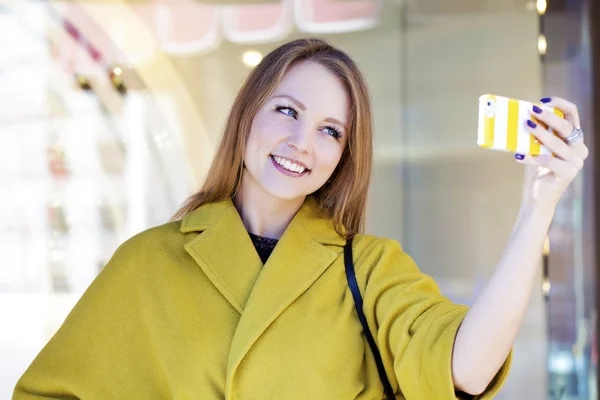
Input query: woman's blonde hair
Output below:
<box><xmin>172</xmin><ymin>38</ymin><xmax>373</xmax><ymax>238</ymax></box>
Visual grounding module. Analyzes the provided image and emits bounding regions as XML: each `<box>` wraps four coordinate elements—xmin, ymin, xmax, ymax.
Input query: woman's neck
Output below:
<box><xmin>233</xmin><ymin>172</ymin><xmax>305</xmax><ymax>239</ymax></box>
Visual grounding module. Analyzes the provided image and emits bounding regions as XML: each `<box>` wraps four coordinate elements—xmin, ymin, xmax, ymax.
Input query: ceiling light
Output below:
<box><xmin>537</xmin><ymin>34</ymin><xmax>547</xmax><ymax>56</ymax></box>
<box><xmin>536</xmin><ymin>0</ymin><xmax>547</xmax><ymax>15</ymax></box>
<box><xmin>243</xmin><ymin>50</ymin><xmax>263</xmax><ymax>67</ymax></box>
<box><xmin>543</xmin><ymin>235</ymin><xmax>550</xmax><ymax>256</ymax></box>
<box><xmin>542</xmin><ymin>279</ymin><xmax>551</xmax><ymax>296</ymax></box>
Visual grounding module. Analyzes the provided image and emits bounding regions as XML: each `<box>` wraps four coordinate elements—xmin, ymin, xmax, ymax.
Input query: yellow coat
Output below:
<box><xmin>14</xmin><ymin>197</ymin><xmax>510</xmax><ymax>399</ymax></box>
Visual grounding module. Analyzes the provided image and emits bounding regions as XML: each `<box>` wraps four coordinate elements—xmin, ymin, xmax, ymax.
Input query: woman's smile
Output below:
<box><xmin>269</xmin><ymin>154</ymin><xmax>311</xmax><ymax>177</ymax></box>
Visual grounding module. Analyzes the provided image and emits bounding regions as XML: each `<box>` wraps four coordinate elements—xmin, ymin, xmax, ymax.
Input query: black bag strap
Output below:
<box><xmin>344</xmin><ymin>237</ymin><xmax>395</xmax><ymax>400</ymax></box>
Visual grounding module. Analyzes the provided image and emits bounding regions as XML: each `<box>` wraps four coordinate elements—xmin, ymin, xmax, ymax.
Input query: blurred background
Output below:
<box><xmin>0</xmin><ymin>0</ymin><xmax>598</xmax><ymax>398</ymax></box>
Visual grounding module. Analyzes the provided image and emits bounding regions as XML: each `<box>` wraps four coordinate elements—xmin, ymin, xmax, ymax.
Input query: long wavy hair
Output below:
<box><xmin>171</xmin><ymin>38</ymin><xmax>373</xmax><ymax>238</ymax></box>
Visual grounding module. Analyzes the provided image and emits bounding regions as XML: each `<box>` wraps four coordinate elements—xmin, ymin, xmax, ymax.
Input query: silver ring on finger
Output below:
<box><xmin>565</xmin><ymin>126</ymin><xmax>584</xmax><ymax>145</ymax></box>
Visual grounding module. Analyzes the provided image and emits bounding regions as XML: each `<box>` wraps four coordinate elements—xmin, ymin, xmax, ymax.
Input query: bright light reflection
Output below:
<box><xmin>242</xmin><ymin>50</ymin><xmax>263</xmax><ymax>67</ymax></box>
<box><xmin>537</xmin><ymin>34</ymin><xmax>547</xmax><ymax>55</ymax></box>
<box><xmin>536</xmin><ymin>0</ymin><xmax>547</xmax><ymax>15</ymax></box>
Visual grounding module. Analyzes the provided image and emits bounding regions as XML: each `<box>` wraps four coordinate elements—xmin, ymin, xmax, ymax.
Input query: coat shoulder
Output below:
<box><xmin>102</xmin><ymin>220</ymin><xmax>189</xmax><ymax>275</ymax></box>
<box><xmin>351</xmin><ymin>234</ymin><xmax>410</xmax><ymax>268</ymax></box>
<box><xmin>119</xmin><ymin>220</ymin><xmax>185</xmax><ymax>252</ymax></box>
<box><xmin>351</xmin><ymin>233</ymin><xmax>405</xmax><ymax>253</ymax></box>
<box><xmin>350</xmin><ymin>233</ymin><xmax>427</xmax><ymax>285</ymax></box>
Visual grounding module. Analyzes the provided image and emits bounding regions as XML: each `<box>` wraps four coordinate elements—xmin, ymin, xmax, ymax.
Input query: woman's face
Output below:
<box><xmin>243</xmin><ymin>60</ymin><xmax>350</xmax><ymax>202</ymax></box>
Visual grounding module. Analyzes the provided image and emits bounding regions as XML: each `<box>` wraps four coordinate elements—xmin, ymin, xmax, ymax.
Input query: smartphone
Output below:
<box><xmin>477</xmin><ymin>94</ymin><xmax>565</xmax><ymax>156</ymax></box>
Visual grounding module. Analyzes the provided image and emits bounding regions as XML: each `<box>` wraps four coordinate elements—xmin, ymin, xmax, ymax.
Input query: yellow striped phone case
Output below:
<box><xmin>477</xmin><ymin>94</ymin><xmax>565</xmax><ymax>156</ymax></box>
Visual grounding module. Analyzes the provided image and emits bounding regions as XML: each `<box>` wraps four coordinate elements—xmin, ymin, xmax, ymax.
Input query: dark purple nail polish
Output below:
<box><xmin>532</xmin><ymin>105</ymin><xmax>542</xmax><ymax>113</ymax></box>
<box><xmin>527</xmin><ymin>120</ymin><xmax>537</xmax><ymax>128</ymax></box>
<box><xmin>515</xmin><ymin>154</ymin><xmax>525</xmax><ymax>160</ymax></box>
<box><xmin>541</xmin><ymin>97</ymin><xmax>552</xmax><ymax>103</ymax></box>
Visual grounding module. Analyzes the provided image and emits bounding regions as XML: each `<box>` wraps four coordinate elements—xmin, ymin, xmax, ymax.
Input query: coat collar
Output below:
<box><xmin>180</xmin><ymin>196</ymin><xmax>346</xmax><ymax>395</ymax></box>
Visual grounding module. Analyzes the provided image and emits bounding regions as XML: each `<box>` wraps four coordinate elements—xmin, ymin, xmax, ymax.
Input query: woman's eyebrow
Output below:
<box><xmin>324</xmin><ymin>117</ymin><xmax>347</xmax><ymax>131</ymax></box>
<box><xmin>272</xmin><ymin>94</ymin><xmax>348</xmax><ymax>130</ymax></box>
<box><xmin>272</xmin><ymin>94</ymin><xmax>306</xmax><ymax>110</ymax></box>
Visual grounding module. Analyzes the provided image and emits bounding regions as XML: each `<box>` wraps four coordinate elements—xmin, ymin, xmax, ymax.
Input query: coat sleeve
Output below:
<box><xmin>358</xmin><ymin>238</ymin><xmax>511</xmax><ymax>400</ymax></box>
<box><xmin>13</xmin><ymin>238</ymin><xmax>169</xmax><ymax>400</ymax></box>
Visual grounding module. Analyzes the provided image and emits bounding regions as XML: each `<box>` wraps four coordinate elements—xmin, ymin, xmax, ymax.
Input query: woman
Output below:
<box><xmin>14</xmin><ymin>38</ymin><xmax>588</xmax><ymax>399</ymax></box>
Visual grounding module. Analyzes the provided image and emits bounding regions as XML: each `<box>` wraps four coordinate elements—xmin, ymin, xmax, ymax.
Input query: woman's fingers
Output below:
<box><xmin>529</xmin><ymin>104</ymin><xmax>573</xmax><ymax>139</ymax></box>
<box><xmin>539</xmin><ymin>96</ymin><xmax>581</xmax><ymax>128</ymax></box>
<box><xmin>514</xmin><ymin>97</ymin><xmax>588</xmax><ymax>186</ymax></box>
<box><xmin>524</xmin><ymin>119</ymin><xmax>575</xmax><ymax>161</ymax></box>
<box><xmin>516</xmin><ymin>154</ymin><xmax>582</xmax><ymax>182</ymax></box>
<box><xmin>535</xmin><ymin>97</ymin><xmax>589</xmax><ymax>160</ymax></box>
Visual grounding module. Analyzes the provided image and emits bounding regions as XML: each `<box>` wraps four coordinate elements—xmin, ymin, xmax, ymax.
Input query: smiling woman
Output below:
<box><xmin>13</xmin><ymin>38</ymin><xmax>588</xmax><ymax>400</ymax></box>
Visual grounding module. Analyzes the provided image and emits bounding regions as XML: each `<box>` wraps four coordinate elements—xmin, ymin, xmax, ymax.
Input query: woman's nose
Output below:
<box><xmin>286</xmin><ymin>124</ymin><xmax>312</xmax><ymax>153</ymax></box>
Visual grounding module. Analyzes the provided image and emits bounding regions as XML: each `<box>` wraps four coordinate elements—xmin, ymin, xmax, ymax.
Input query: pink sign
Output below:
<box><xmin>222</xmin><ymin>1</ymin><xmax>292</xmax><ymax>44</ymax></box>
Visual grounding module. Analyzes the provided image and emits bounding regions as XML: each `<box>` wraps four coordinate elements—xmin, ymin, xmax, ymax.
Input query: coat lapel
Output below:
<box><xmin>181</xmin><ymin>200</ymin><xmax>263</xmax><ymax>314</ymax></box>
<box><xmin>224</xmin><ymin>197</ymin><xmax>346</xmax><ymax>396</ymax></box>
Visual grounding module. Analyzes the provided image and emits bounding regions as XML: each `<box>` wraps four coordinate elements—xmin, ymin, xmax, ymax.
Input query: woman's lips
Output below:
<box><xmin>270</xmin><ymin>155</ymin><xmax>310</xmax><ymax>177</ymax></box>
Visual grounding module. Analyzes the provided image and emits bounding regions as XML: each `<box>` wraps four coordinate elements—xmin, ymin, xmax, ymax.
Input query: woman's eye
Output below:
<box><xmin>323</xmin><ymin>126</ymin><xmax>342</xmax><ymax>140</ymax></box>
<box><xmin>276</xmin><ymin>106</ymin><xmax>298</xmax><ymax>119</ymax></box>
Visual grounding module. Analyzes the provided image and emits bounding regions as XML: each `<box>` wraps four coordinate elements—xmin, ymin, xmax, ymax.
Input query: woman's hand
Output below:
<box><xmin>515</xmin><ymin>96</ymin><xmax>589</xmax><ymax>214</ymax></box>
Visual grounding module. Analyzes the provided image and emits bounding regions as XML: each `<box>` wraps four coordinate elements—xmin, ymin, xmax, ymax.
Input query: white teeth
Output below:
<box><xmin>272</xmin><ymin>156</ymin><xmax>306</xmax><ymax>173</ymax></box>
